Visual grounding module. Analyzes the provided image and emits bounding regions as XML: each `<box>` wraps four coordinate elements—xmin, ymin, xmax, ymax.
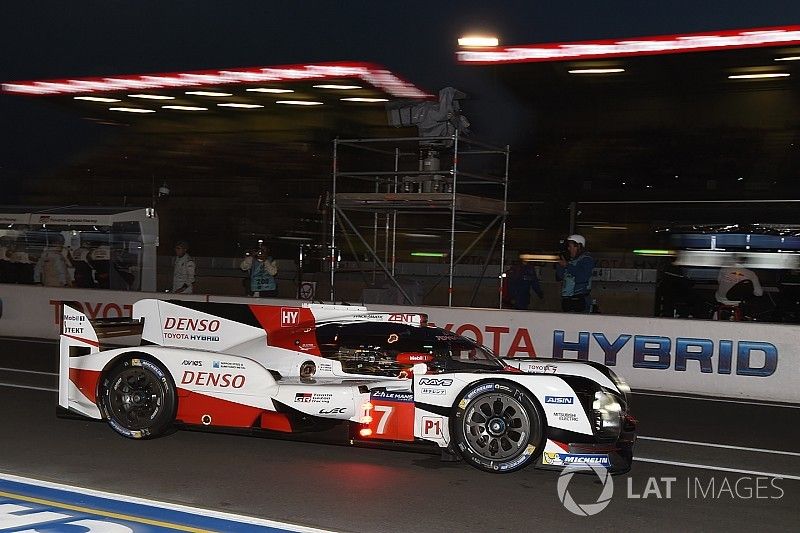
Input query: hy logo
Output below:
<box><xmin>281</xmin><ymin>308</ymin><xmax>300</xmax><ymax>327</ymax></box>
<box><xmin>556</xmin><ymin>464</ymin><xmax>614</xmax><ymax>516</ymax></box>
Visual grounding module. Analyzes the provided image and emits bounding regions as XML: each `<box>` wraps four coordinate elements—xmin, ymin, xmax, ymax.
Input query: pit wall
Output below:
<box><xmin>0</xmin><ymin>284</ymin><xmax>796</xmax><ymax>403</ymax></box>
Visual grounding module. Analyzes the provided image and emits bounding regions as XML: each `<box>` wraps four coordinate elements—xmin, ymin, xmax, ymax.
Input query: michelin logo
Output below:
<box><xmin>543</xmin><ymin>452</ymin><xmax>610</xmax><ymax>467</ymax></box>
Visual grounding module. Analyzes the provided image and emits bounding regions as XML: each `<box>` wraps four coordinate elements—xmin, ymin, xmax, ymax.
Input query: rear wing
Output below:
<box><xmin>61</xmin><ymin>301</ymin><xmax>144</xmax><ymax>346</ymax></box>
<box><xmin>58</xmin><ymin>302</ymin><xmax>143</xmax><ymax>417</ymax></box>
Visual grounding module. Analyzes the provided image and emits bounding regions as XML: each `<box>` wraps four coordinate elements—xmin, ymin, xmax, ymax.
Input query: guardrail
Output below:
<box><xmin>0</xmin><ymin>284</ymin><xmax>796</xmax><ymax>403</ymax></box>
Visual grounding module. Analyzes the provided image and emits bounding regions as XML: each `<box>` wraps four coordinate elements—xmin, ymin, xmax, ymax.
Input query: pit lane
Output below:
<box><xmin>1</xmin><ymin>337</ymin><xmax>798</xmax><ymax>532</ymax></box>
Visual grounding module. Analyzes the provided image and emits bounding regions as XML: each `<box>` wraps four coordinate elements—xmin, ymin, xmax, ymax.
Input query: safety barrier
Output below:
<box><xmin>1</xmin><ymin>285</ymin><xmax>797</xmax><ymax>403</ymax></box>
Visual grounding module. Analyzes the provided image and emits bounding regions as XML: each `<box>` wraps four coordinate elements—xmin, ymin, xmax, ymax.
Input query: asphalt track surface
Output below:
<box><xmin>1</xmin><ymin>337</ymin><xmax>799</xmax><ymax>532</ymax></box>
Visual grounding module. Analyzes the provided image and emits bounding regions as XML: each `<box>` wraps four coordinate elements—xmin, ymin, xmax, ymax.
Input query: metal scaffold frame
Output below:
<box><xmin>329</xmin><ymin>131</ymin><xmax>509</xmax><ymax>307</ymax></box>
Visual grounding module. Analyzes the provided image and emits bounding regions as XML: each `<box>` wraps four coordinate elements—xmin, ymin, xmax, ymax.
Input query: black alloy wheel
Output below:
<box><xmin>452</xmin><ymin>381</ymin><xmax>544</xmax><ymax>473</ymax></box>
<box><xmin>100</xmin><ymin>355</ymin><xmax>176</xmax><ymax>439</ymax></box>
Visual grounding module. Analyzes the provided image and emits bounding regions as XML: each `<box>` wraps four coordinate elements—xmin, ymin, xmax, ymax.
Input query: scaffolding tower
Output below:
<box><xmin>329</xmin><ymin>131</ymin><xmax>509</xmax><ymax>307</ymax></box>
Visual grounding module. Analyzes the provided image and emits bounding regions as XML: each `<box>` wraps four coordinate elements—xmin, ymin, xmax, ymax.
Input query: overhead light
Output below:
<box><xmin>246</xmin><ymin>88</ymin><xmax>294</xmax><ymax>93</ymax></box>
<box><xmin>217</xmin><ymin>103</ymin><xmax>264</xmax><ymax>108</ymax></box>
<box><xmin>401</xmin><ymin>233</ymin><xmax>438</xmax><ymax>238</ymax></box>
<box><xmin>340</xmin><ymin>97</ymin><xmax>389</xmax><ymax>102</ymax></box>
<box><xmin>775</xmin><ymin>56</ymin><xmax>800</xmax><ymax>61</ymax></box>
<box><xmin>519</xmin><ymin>253</ymin><xmax>560</xmax><ymax>262</ymax></box>
<box><xmin>458</xmin><ymin>36</ymin><xmax>499</xmax><ymax>47</ymax></box>
<box><xmin>128</xmin><ymin>94</ymin><xmax>174</xmax><ymax>100</ymax></box>
<box><xmin>457</xmin><ymin>27</ymin><xmax>800</xmax><ymax>64</ymax></box>
<box><xmin>275</xmin><ymin>100</ymin><xmax>323</xmax><ymax>106</ymax></box>
<box><xmin>74</xmin><ymin>96</ymin><xmax>120</xmax><ymax>103</ymax></box>
<box><xmin>728</xmin><ymin>73</ymin><xmax>790</xmax><ymax>79</ymax></box>
<box><xmin>568</xmin><ymin>68</ymin><xmax>626</xmax><ymax>74</ymax></box>
<box><xmin>109</xmin><ymin>107</ymin><xmax>156</xmax><ymax>113</ymax></box>
<box><xmin>162</xmin><ymin>105</ymin><xmax>207</xmax><ymax>111</ymax></box>
<box><xmin>411</xmin><ymin>251</ymin><xmax>446</xmax><ymax>257</ymax></box>
<box><xmin>185</xmin><ymin>91</ymin><xmax>233</xmax><ymax>97</ymax></box>
<box><xmin>633</xmin><ymin>249</ymin><xmax>675</xmax><ymax>256</ymax></box>
<box><xmin>312</xmin><ymin>84</ymin><xmax>361</xmax><ymax>90</ymax></box>
<box><xmin>592</xmin><ymin>225</ymin><xmax>628</xmax><ymax>230</ymax></box>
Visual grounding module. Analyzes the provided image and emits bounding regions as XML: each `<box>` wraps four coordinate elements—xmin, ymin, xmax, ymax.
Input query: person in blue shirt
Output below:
<box><xmin>240</xmin><ymin>244</ymin><xmax>278</xmax><ymax>297</ymax></box>
<box><xmin>556</xmin><ymin>234</ymin><xmax>595</xmax><ymax>312</ymax></box>
<box><xmin>502</xmin><ymin>261</ymin><xmax>544</xmax><ymax>310</ymax></box>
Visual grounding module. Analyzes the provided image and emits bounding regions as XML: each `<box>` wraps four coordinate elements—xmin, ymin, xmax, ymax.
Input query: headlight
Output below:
<box><xmin>593</xmin><ymin>391</ymin><xmax>622</xmax><ymax>438</ymax></box>
<box><xmin>608</xmin><ymin>369</ymin><xmax>631</xmax><ymax>407</ymax></box>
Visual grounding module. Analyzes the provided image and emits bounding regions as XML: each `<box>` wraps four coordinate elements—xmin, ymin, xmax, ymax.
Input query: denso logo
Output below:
<box><xmin>180</xmin><ymin>371</ymin><xmax>244</xmax><ymax>388</ymax></box>
<box><xmin>553</xmin><ymin>331</ymin><xmax>778</xmax><ymax>377</ymax></box>
<box><xmin>164</xmin><ymin>317</ymin><xmax>220</xmax><ymax>332</ymax></box>
<box><xmin>418</xmin><ymin>378</ymin><xmax>453</xmax><ymax>386</ymax></box>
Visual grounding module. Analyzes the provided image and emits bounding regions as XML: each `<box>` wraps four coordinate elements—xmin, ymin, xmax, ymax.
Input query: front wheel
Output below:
<box><xmin>451</xmin><ymin>381</ymin><xmax>544</xmax><ymax>473</ymax></box>
<box><xmin>99</xmin><ymin>355</ymin><xmax>176</xmax><ymax>439</ymax></box>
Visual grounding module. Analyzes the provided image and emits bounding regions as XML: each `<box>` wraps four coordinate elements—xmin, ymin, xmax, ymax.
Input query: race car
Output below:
<box><xmin>58</xmin><ymin>299</ymin><xmax>636</xmax><ymax>473</ymax></box>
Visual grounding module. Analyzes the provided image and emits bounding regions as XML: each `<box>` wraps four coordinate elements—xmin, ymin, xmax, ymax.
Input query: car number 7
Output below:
<box><xmin>374</xmin><ymin>405</ymin><xmax>393</xmax><ymax>434</ymax></box>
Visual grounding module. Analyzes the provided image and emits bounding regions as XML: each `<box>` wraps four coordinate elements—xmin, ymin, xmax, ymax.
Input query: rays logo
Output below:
<box><xmin>556</xmin><ymin>464</ymin><xmax>614</xmax><ymax>516</ymax></box>
<box><xmin>418</xmin><ymin>378</ymin><xmax>453</xmax><ymax>386</ymax></box>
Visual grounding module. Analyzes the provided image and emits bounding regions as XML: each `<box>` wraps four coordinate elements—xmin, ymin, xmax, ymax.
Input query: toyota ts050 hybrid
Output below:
<box><xmin>58</xmin><ymin>299</ymin><xmax>636</xmax><ymax>473</ymax></box>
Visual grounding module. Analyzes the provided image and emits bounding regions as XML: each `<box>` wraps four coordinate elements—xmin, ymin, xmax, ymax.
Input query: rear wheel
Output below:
<box><xmin>452</xmin><ymin>381</ymin><xmax>544</xmax><ymax>473</ymax></box>
<box><xmin>99</xmin><ymin>355</ymin><xmax>176</xmax><ymax>439</ymax></box>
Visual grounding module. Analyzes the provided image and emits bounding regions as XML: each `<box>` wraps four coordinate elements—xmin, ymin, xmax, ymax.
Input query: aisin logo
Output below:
<box><xmin>556</xmin><ymin>464</ymin><xmax>614</xmax><ymax>516</ymax></box>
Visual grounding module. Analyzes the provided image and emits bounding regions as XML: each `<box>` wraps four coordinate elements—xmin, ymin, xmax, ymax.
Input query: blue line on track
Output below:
<box><xmin>0</xmin><ymin>473</ymin><xmax>333</xmax><ymax>532</ymax></box>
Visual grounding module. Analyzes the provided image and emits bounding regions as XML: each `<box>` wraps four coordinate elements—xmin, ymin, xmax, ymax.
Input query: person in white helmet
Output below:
<box><xmin>556</xmin><ymin>234</ymin><xmax>595</xmax><ymax>312</ymax></box>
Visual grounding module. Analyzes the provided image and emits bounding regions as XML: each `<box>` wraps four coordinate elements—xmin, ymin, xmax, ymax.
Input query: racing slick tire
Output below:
<box><xmin>451</xmin><ymin>381</ymin><xmax>544</xmax><ymax>473</ymax></box>
<box><xmin>99</xmin><ymin>354</ymin><xmax>177</xmax><ymax>439</ymax></box>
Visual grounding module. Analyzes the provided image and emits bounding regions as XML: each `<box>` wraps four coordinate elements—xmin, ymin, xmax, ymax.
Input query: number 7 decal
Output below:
<box><xmin>374</xmin><ymin>405</ymin><xmax>393</xmax><ymax>434</ymax></box>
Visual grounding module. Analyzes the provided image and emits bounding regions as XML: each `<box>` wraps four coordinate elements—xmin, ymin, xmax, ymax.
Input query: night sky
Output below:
<box><xmin>3</xmin><ymin>0</ymin><xmax>800</xmax><ymax>192</ymax></box>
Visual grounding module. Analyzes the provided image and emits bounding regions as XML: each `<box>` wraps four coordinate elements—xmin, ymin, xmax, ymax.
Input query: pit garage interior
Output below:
<box><xmin>4</xmin><ymin>26</ymin><xmax>800</xmax><ymax>314</ymax></box>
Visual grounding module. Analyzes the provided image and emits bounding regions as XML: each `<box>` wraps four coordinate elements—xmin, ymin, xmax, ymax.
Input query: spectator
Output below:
<box><xmin>34</xmin><ymin>237</ymin><xmax>70</xmax><ymax>287</ymax></box>
<box><xmin>90</xmin><ymin>245</ymin><xmax>111</xmax><ymax>289</ymax></box>
<box><xmin>556</xmin><ymin>234</ymin><xmax>595</xmax><ymax>313</ymax></box>
<box><xmin>240</xmin><ymin>245</ymin><xmax>278</xmax><ymax>297</ymax></box>
<box><xmin>8</xmin><ymin>241</ymin><xmax>34</xmax><ymax>284</ymax></box>
<box><xmin>71</xmin><ymin>245</ymin><xmax>96</xmax><ymax>288</ymax></box>
<box><xmin>502</xmin><ymin>261</ymin><xmax>544</xmax><ymax>309</ymax></box>
<box><xmin>172</xmin><ymin>240</ymin><xmax>196</xmax><ymax>294</ymax></box>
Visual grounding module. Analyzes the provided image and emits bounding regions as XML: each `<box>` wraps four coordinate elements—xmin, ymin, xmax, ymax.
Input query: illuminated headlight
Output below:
<box><xmin>593</xmin><ymin>391</ymin><xmax>622</xmax><ymax>437</ymax></box>
<box><xmin>608</xmin><ymin>369</ymin><xmax>631</xmax><ymax>407</ymax></box>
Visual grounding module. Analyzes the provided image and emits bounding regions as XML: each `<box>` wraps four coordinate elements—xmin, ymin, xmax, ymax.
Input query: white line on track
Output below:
<box><xmin>639</xmin><ymin>436</ymin><xmax>800</xmax><ymax>457</ymax></box>
<box><xmin>635</xmin><ymin>457</ymin><xmax>800</xmax><ymax>481</ymax></box>
<box><xmin>0</xmin><ymin>336</ymin><xmax>56</xmax><ymax>344</ymax></box>
<box><xmin>634</xmin><ymin>390</ymin><xmax>800</xmax><ymax>409</ymax></box>
<box><xmin>0</xmin><ymin>367</ymin><xmax>57</xmax><ymax>376</ymax></box>
<box><xmin>0</xmin><ymin>382</ymin><xmax>57</xmax><ymax>392</ymax></box>
<box><xmin>0</xmin><ymin>472</ymin><xmax>336</xmax><ymax>533</ymax></box>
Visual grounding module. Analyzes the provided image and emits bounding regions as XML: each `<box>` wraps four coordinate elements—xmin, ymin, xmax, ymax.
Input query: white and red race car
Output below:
<box><xmin>59</xmin><ymin>299</ymin><xmax>636</xmax><ymax>473</ymax></box>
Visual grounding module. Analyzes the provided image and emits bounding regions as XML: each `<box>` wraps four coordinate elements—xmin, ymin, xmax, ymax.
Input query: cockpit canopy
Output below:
<box><xmin>314</xmin><ymin>322</ymin><xmax>504</xmax><ymax>377</ymax></box>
